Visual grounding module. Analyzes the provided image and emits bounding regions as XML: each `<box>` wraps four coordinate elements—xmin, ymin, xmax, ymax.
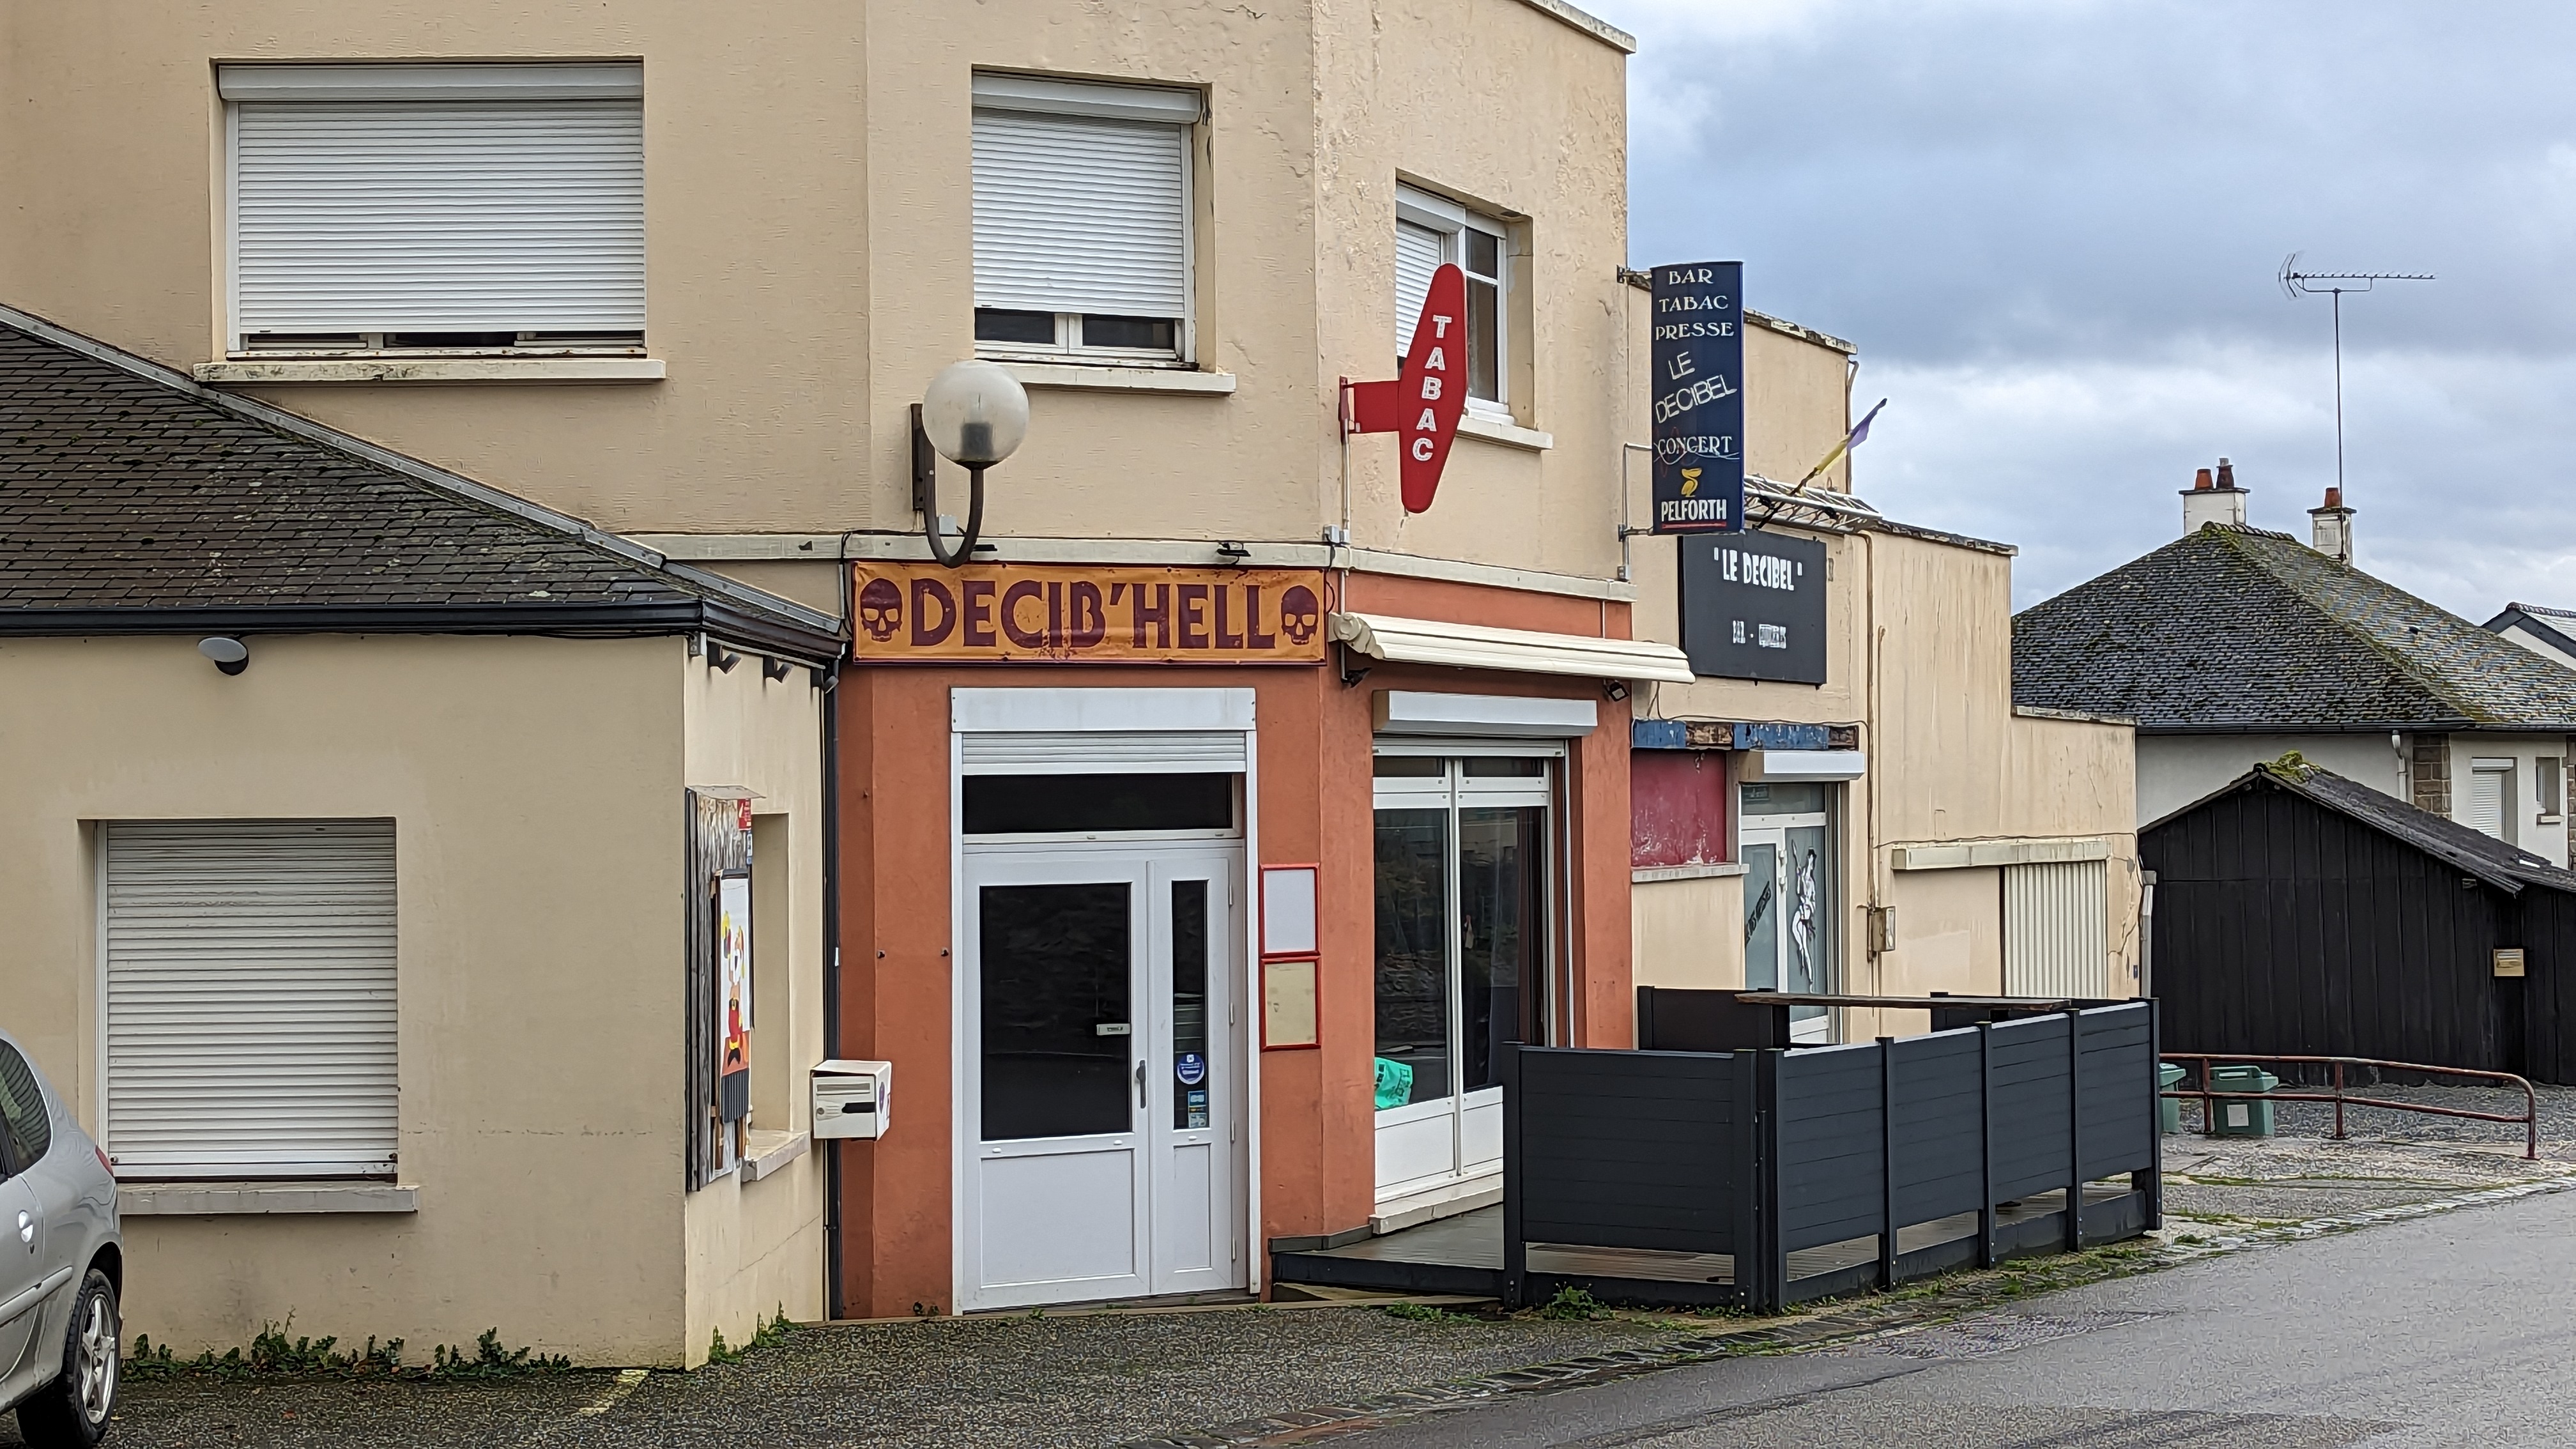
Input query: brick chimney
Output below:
<box><xmin>2181</xmin><ymin>456</ymin><xmax>2248</xmax><ymax>533</ymax></box>
<box><xmin>2309</xmin><ymin>485</ymin><xmax>2354</xmax><ymax>564</ymax></box>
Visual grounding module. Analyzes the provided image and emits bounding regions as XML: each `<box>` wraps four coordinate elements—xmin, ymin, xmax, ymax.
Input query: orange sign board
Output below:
<box><xmin>850</xmin><ymin>564</ymin><xmax>1329</xmax><ymax>666</ymax></box>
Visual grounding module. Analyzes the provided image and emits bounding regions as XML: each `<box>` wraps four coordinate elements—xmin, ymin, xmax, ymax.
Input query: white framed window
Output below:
<box><xmin>101</xmin><ymin>820</ymin><xmax>399</xmax><ymax>1179</ymax></box>
<box><xmin>218</xmin><ymin>63</ymin><xmax>645</xmax><ymax>357</ymax></box>
<box><xmin>970</xmin><ymin>73</ymin><xmax>1201</xmax><ymax>367</ymax></box>
<box><xmin>1395</xmin><ymin>185</ymin><xmax>1508</xmax><ymax>415</ymax></box>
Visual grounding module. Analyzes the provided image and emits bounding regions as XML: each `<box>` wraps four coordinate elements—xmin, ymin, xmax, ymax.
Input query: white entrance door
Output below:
<box><xmin>1739</xmin><ymin>782</ymin><xmax>1835</xmax><ymax>1043</ymax></box>
<box><xmin>1370</xmin><ymin>750</ymin><xmax>1556</xmax><ymax>1201</ymax></box>
<box><xmin>959</xmin><ymin>845</ymin><xmax>1242</xmax><ymax>1310</ymax></box>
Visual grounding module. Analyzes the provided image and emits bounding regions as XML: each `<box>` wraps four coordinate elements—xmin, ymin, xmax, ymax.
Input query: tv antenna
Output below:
<box><xmin>2279</xmin><ymin>254</ymin><xmax>2432</xmax><ymax>500</ymax></box>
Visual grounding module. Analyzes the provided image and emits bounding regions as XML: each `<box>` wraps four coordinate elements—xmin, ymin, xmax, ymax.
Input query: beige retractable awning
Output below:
<box><xmin>1330</xmin><ymin>611</ymin><xmax>1695</xmax><ymax>684</ymax></box>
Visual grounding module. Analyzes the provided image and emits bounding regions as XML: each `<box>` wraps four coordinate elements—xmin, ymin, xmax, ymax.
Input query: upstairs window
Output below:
<box><xmin>220</xmin><ymin>64</ymin><xmax>645</xmax><ymax>357</ymax></box>
<box><xmin>1395</xmin><ymin>185</ymin><xmax>1508</xmax><ymax>413</ymax></box>
<box><xmin>972</xmin><ymin>74</ymin><xmax>1200</xmax><ymax>366</ymax></box>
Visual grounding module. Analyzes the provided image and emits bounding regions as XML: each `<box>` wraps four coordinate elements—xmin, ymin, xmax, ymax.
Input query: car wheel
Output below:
<box><xmin>13</xmin><ymin>1269</ymin><xmax>119</xmax><ymax>1448</ymax></box>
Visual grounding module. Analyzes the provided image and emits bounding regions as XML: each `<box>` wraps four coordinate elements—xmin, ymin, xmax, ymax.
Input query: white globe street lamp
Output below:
<box><xmin>913</xmin><ymin>360</ymin><xmax>1031</xmax><ymax>568</ymax></box>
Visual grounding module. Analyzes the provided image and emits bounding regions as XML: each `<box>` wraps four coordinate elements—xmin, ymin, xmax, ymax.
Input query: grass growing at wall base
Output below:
<box><xmin>707</xmin><ymin>1306</ymin><xmax>797</xmax><ymax>1365</ymax></box>
<box><xmin>126</xmin><ymin>1321</ymin><xmax>573</xmax><ymax>1382</ymax></box>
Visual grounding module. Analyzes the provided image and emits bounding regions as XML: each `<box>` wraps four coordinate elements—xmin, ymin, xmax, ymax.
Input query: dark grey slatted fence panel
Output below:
<box><xmin>1778</xmin><ymin>1044</ymin><xmax>1888</xmax><ymax>1252</ymax></box>
<box><xmin>1989</xmin><ymin>1014</ymin><xmax>2074</xmax><ymax>1200</ymax></box>
<box><xmin>1890</xmin><ymin>1029</ymin><xmax>1986</xmax><ymax>1224</ymax></box>
<box><xmin>1517</xmin><ymin>1048</ymin><xmax>1738</xmax><ymax>1253</ymax></box>
<box><xmin>2076</xmin><ymin>1004</ymin><xmax>2154</xmax><ymax>1175</ymax></box>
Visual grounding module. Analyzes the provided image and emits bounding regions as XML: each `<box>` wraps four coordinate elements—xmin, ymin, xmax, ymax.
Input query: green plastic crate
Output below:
<box><xmin>2205</xmin><ymin>1064</ymin><xmax>2280</xmax><ymax>1137</ymax></box>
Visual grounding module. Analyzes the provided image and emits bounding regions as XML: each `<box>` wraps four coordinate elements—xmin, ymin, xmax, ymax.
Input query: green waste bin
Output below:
<box><xmin>2206</xmin><ymin>1064</ymin><xmax>2280</xmax><ymax>1137</ymax></box>
<box><xmin>2158</xmin><ymin>1062</ymin><xmax>2187</xmax><ymax>1134</ymax></box>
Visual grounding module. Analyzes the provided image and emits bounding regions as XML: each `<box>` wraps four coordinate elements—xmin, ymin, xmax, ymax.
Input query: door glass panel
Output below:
<box><xmin>1372</xmin><ymin>756</ymin><xmax>1444</xmax><ymax>778</ymax></box>
<box><xmin>1785</xmin><ymin>824</ymin><xmax>1831</xmax><ymax>1005</ymax></box>
<box><xmin>1741</xmin><ymin>783</ymin><xmax>1828</xmax><ymax>815</ymax></box>
<box><xmin>1170</xmin><ymin>880</ymin><xmax>1211</xmax><ymax>1130</ymax></box>
<box><xmin>963</xmin><ymin>774</ymin><xmax>1233</xmax><ymax>834</ymax></box>
<box><xmin>1459</xmin><ymin>806</ymin><xmax>1544</xmax><ymax>1091</ymax></box>
<box><xmin>979</xmin><ymin>882</ymin><xmax>1133</xmax><ymax>1140</ymax></box>
<box><xmin>1742</xmin><ymin>841</ymin><xmax>1781</xmax><ymax>992</ymax></box>
<box><xmin>1372</xmin><ymin>809</ymin><xmax>1452</xmax><ymax>1110</ymax></box>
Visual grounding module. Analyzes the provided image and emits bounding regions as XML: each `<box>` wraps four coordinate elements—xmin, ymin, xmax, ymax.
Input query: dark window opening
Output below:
<box><xmin>1078</xmin><ymin>314</ymin><xmax>1177</xmax><ymax>351</ymax></box>
<box><xmin>975</xmin><ymin>308</ymin><xmax>1057</xmax><ymax>344</ymax></box>
<box><xmin>963</xmin><ymin>772</ymin><xmax>1234</xmax><ymax>834</ymax></box>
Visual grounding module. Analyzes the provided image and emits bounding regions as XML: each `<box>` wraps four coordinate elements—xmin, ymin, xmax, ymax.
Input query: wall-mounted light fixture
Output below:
<box><xmin>914</xmin><ymin>359</ymin><xmax>1030</xmax><ymax>569</ymax></box>
<box><xmin>197</xmin><ymin>636</ymin><xmax>249</xmax><ymax>676</ymax></box>
<box><xmin>709</xmin><ymin>645</ymin><xmax>741</xmax><ymax>673</ymax></box>
<box><xmin>762</xmin><ymin>656</ymin><xmax>792</xmax><ymax>682</ymax></box>
<box><xmin>1602</xmin><ymin>679</ymin><xmax>1630</xmax><ymax>703</ymax></box>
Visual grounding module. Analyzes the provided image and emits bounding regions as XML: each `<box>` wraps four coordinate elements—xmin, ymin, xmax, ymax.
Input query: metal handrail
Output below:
<box><xmin>2161</xmin><ymin>1053</ymin><xmax>2538</xmax><ymax>1161</ymax></box>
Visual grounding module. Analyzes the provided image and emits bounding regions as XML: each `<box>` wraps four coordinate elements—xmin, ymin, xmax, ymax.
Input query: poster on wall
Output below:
<box><xmin>1649</xmin><ymin>261</ymin><xmax>1745</xmax><ymax>534</ymax></box>
<box><xmin>717</xmin><ymin>871</ymin><xmax>752</xmax><ymax>1121</ymax></box>
<box><xmin>1680</xmin><ymin>530</ymin><xmax>1828</xmax><ymax>683</ymax></box>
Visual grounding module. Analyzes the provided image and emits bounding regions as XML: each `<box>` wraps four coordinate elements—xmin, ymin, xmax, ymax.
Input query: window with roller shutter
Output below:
<box><xmin>1393</xmin><ymin>184</ymin><xmax>1508</xmax><ymax>411</ymax></box>
<box><xmin>102</xmin><ymin>820</ymin><xmax>399</xmax><ymax>1179</ymax></box>
<box><xmin>219</xmin><ymin>63</ymin><xmax>645</xmax><ymax>356</ymax></box>
<box><xmin>970</xmin><ymin>73</ymin><xmax>1201</xmax><ymax>365</ymax></box>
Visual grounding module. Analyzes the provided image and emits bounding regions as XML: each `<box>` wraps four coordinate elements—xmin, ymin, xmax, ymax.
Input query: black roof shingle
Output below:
<box><xmin>0</xmin><ymin>305</ymin><xmax>840</xmax><ymax>663</ymax></box>
<box><xmin>2156</xmin><ymin>756</ymin><xmax>2576</xmax><ymax>896</ymax></box>
<box><xmin>2012</xmin><ymin>524</ymin><xmax>2576</xmax><ymax>732</ymax></box>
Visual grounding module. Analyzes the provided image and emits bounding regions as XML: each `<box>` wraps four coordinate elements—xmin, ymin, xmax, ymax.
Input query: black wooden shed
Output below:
<box><xmin>2143</xmin><ymin>759</ymin><xmax>2576</xmax><ymax>1084</ymax></box>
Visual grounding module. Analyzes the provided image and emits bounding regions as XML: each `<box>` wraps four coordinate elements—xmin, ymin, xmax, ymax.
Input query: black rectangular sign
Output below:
<box><xmin>1650</xmin><ymin>261</ymin><xmax>1744</xmax><ymax>534</ymax></box>
<box><xmin>1680</xmin><ymin>530</ymin><xmax>1827</xmax><ymax>683</ymax></box>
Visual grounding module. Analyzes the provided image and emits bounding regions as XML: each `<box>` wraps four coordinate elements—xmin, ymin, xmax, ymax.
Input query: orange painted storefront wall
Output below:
<box><xmin>831</xmin><ymin>577</ymin><xmax>1635</xmax><ymax>1319</ymax></box>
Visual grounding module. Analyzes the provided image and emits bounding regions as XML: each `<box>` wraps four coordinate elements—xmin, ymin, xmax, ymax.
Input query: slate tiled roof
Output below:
<box><xmin>0</xmin><ymin>306</ymin><xmax>839</xmax><ymax>660</ymax></box>
<box><xmin>2163</xmin><ymin>758</ymin><xmax>2576</xmax><ymax>896</ymax></box>
<box><xmin>2012</xmin><ymin>524</ymin><xmax>2576</xmax><ymax>732</ymax></box>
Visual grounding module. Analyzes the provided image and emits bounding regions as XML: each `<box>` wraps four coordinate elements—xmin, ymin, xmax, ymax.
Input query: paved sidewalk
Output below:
<box><xmin>43</xmin><ymin>1114</ymin><xmax>2573</xmax><ymax>1449</ymax></box>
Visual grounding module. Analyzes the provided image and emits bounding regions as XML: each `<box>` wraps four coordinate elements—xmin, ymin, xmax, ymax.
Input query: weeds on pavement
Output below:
<box><xmin>127</xmin><ymin>1320</ymin><xmax>573</xmax><ymax>1382</ymax></box>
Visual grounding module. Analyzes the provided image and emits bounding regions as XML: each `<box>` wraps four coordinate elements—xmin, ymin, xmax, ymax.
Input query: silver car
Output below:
<box><xmin>0</xmin><ymin>1030</ymin><xmax>121</xmax><ymax>1446</ymax></box>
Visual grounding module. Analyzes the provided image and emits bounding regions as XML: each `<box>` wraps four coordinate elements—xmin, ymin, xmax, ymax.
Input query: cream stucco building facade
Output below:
<box><xmin>1</xmin><ymin>0</ymin><xmax>2140</xmax><ymax>1364</ymax></box>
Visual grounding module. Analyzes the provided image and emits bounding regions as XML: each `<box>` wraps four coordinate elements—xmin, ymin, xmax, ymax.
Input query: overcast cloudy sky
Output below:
<box><xmin>1586</xmin><ymin>0</ymin><xmax>2576</xmax><ymax>615</ymax></box>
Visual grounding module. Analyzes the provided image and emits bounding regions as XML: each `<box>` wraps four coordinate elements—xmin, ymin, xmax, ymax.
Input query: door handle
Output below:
<box><xmin>1135</xmin><ymin>1059</ymin><xmax>1147</xmax><ymax>1109</ymax></box>
<box><xmin>14</xmin><ymin>1211</ymin><xmax>28</xmax><ymax>1247</ymax></box>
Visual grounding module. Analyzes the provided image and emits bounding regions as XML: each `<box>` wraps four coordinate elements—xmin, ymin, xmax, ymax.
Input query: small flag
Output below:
<box><xmin>1795</xmin><ymin>397</ymin><xmax>1888</xmax><ymax>490</ymax></box>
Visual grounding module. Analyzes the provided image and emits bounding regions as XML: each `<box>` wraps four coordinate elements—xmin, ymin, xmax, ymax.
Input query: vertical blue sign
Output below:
<box><xmin>1650</xmin><ymin>261</ymin><xmax>1744</xmax><ymax>534</ymax></box>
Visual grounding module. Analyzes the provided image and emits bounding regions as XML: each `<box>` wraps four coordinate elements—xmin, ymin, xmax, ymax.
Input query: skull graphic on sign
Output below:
<box><xmin>856</xmin><ymin>577</ymin><xmax>903</xmax><ymax>642</ymax></box>
<box><xmin>1278</xmin><ymin>585</ymin><xmax>1322</xmax><ymax>646</ymax></box>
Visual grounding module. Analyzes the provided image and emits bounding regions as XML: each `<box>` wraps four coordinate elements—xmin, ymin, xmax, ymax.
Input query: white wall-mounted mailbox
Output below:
<box><xmin>813</xmin><ymin>1059</ymin><xmax>893</xmax><ymax>1140</ymax></box>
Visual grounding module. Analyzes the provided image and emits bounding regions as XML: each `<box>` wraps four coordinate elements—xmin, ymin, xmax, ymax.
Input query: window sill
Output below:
<box><xmin>1632</xmin><ymin>862</ymin><xmax>1748</xmax><ymax>884</ymax></box>
<box><xmin>118</xmin><ymin>1181</ymin><xmax>418</xmax><ymax>1216</ymax></box>
<box><xmin>740</xmin><ymin>1129</ymin><xmax>810</xmax><ymax>1184</ymax></box>
<box><xmin>1455</xmin><ymin>412</ymin><xmax>1554</xmax><ymax>451</ymax></box>
<box><xmin>194</xmin><ymin>357</ymin><xmax>666</xmax><ymax>385</ymax></box>
<box><xmin>997</xmin><ymin>362</ymin><xmax>1237</xmax><ymax>395</ymax></box>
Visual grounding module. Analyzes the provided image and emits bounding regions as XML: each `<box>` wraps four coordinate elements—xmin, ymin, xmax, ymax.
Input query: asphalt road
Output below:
<box><xmin>1334</xmin><ymin>1187</ymin><xmax>2576</xmax><ymax>1448</ymax></box>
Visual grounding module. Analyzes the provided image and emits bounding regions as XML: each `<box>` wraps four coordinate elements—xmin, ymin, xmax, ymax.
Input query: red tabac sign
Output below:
<box><xmin>850</xmin><ymin>564</ymin><xmax>1328</xmax><ymax>666</ymax></box>
<box><xmin>1347</xmin><ymin>263</ymin><xmax>1469</xmax><ymax>513</ymax></box>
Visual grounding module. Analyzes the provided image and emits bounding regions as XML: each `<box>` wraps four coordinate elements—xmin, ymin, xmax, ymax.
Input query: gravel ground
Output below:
<box><xmin>32</xmin><ymin>1306</ymin><xmax>1695</xmax><ymax>1449</ymax></box>
<box><xmin>2170</xmin><ymin>1077</ymin><xmax>2576</xmax><ymax>1157</ymax></box>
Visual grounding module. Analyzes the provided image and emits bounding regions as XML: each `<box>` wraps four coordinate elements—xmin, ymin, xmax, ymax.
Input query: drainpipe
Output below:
<box><xmin>821</xmin><ymin>537</ymin><xmax>850</xmax><ymax>1321</ymax></box>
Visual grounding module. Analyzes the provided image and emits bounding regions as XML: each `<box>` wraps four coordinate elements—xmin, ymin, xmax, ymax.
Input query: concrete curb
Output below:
<box><xmin>1128</xmin><ymin>1172</ymin><xmax>2576</xmax><ymax>1448</ymax></box>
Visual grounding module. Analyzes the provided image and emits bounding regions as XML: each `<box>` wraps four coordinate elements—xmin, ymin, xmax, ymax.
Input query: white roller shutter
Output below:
<box><xmin>104</xmin><ymin>820</ymin><xmax>398</xmax><ymax>1178</ymax></box>
<box><xmin>960</xmin><ymin>730</ymin><xmax>1247</xmax><ymax>773</ymax></box>
<box><xmin>230</xmin><ymin>93</ymin><xmax>645</xmax><ymax>339</ymax></box>
<box><xmin>1395</xmin><ymin>220</ymin><xmax>1445</xmax><ymax>355</ymax></box>
<box><xmin>972</xmin><ymin>109</ymin><xmax>1188</xmax><ymax>318</ymax></box>
<box><xmin>2465</xmin><ymin>762</ymin><xmax>2511</xmax><ymax>840</ymax></box>
<box><xmin>2002</xmin><ymin>860</ymin><xmax>2109</xmax><ymax>999</ymax></box>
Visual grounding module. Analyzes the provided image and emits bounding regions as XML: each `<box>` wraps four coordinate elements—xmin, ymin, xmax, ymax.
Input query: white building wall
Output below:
<box><xmin>2137</xmin><ymin>732</ymin><xmax>2407</xmax><ymax>827</ymax></box>
<box><xmin>2444</xmin><ymin>732</ymin><xmax>2572</xmax><ymax>868</ymax></box>
<box><xmin>2497</xmin><ymin>622</ymin><xmax>2576</xmax><ymax>672</ymax></box>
